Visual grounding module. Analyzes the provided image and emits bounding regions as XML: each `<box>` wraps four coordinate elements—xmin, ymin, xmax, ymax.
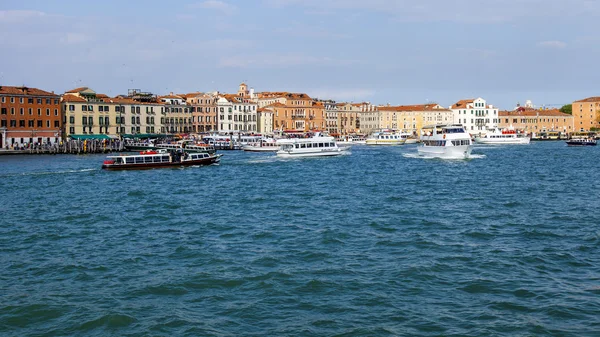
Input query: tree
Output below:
<box><xmin>560</xmin><ymin>104</ymin><xmax>572</xmax><ymax>115</ymax></box>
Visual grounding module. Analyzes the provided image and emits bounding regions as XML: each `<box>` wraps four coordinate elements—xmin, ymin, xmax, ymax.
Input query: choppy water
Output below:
<box><xmin>1</xmin><ymin>142</ymin><xmax>599</xmax><ymax>336</ymax></box>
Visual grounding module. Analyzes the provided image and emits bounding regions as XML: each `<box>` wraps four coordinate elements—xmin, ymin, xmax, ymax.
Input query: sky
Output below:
<box><xmin>1</xmin><ymin>0</ymin><xmax>599</xmax><ymax>110</ymax></box>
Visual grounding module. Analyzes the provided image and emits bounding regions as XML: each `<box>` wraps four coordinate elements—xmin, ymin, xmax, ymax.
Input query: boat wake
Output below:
<box><xmin>1</xmin><ymin>168</ymin><xmax>98</xmax><ymax>178</ymax></box>
<box><xmin>402</xmin><ymin>152</ymin><xmax>486</xmax><ymax>160</ymax></box>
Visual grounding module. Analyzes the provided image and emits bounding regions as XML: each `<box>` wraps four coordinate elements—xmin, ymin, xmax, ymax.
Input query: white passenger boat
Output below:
<box><xmin>276</xmin><ymin>135</ymin><xmax>349</xmax><ymax>158</ymax></box>
<box><xmin>474</xmin><ymin>128</ymin><xmax>530</xmax><ymax>145</ymax></box>
<box><xmin>418</xmin><ymin>124</ymin><xmax>473</xmax><ymax>159</ymax></box>
<box><xmin>242</xmin><ymin>138</ymin><xmax>280</xmax><ymax>152</ymax></box>
<box><xmin>336</xmin><ymin>135</ymin><xmax>367</xmax><ymax>145</ymax></box>
<box><xmin>366</xmin><ymin>131</ymin><xmax>406</xmax><ymax>145</ymax></box>
<box><xmin>102</xmin><ymin>150</ymin><xmax>221</xmax><ymax>170</ymax></box>
<box><xmin>155</xmin><ymin>140</ymin><xmax>216</xmax><ymax>153</ymax></box>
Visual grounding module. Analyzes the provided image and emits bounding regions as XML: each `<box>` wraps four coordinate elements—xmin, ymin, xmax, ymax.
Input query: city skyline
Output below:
<box><xmin>1</xmin><ymin>0</ymin><xmax>599</xmax><ymax>109</ymax></box>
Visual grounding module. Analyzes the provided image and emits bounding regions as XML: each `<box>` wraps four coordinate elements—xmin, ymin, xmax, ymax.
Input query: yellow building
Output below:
<box><xmin>498</xmin><ymin>108</ymin><xmax>573</xmax><ymax>134</ymax></box>
<box><xmin>572</xmin><ymin>97</ymin><xmax>600</xmax><ymax>131</ymax></box>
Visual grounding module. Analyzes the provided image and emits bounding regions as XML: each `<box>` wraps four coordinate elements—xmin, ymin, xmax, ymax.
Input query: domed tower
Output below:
<box><xmin>238</xmin><ymin>82</ymin><xmax>249</xmax><ymax>97</ymax></box>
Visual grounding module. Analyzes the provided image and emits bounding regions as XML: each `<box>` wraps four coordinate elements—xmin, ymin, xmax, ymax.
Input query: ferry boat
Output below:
<box><xmin>418</xmin><ymin>124</ymin><xmax>473</xmax><ymax>159</ymax></box>
<box><xmin>155</xmin><ymin>140</ymin><xmax>216</xmax><ymax>154</ymax></box>
<box><xmin>474</xmin><ymin>128</ymin><xmax>530</xmax><ymax>145</ymax></box>
<box><xmin>102</xmin><ymin>150</ymin><xmax>221</xmax><ymax>170</ymax></box>
<box><xmin>276</xmin><ymin>135</ymin><xmax>349</xmax><ymax>158</ymax></box>
<box><xmin>124</xmin><ymin>141</ymin><xmax>156</xmax><ymax>151</ymax></box>
<box><xmin>336</xmin><ymin>135</ymin><xmax>367</xmax><ymax>146</ymax></box>
<box><xmin>242</xmin><ymin>138</ymin><xmax>280</xmax><ymax>152</ymax></box>
<box><xmin>366</xmin><ymin>131</ymin><xmax>406</xmax><ymax>145</ymax></box>
<box><xmin>566</xmin><ymin>137</ymin><xmax>597</xmax><ymax>146</ymax></box>
<box><xmin>201</xmin><ymin>135</ymin><xmax>242</xmax><ymax>150</ymax></box>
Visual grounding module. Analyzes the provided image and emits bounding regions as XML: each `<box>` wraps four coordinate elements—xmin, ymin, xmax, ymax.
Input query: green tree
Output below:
<box><xmin>560</xmin><ymin>104</ymin><xmax>572</xmax><ymax>114</ymax></box>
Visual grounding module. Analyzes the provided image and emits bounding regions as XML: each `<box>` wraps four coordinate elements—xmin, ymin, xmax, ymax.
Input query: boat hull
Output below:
<box><xmin>474</xmin><ymin>137</ymin><xmax>530</xmax><ymax>145</ymax></box>
<box><xmin>566</xmin><ymin>141</ymin><xmax>597</xmax><ymax>146</ymax></box>
<box><xmin>102</xmin><ymin>157</ymin><xmax>220</xmax><ymax>170</ymax></box>
<box><xmin>276</xmin><ymin>149</ymin><xmax>348</xmax><ymax>158</ymax></box>
<box><xmin>365</xmin><ymin>139</ymin><xmax>405</xmax><ymax>145</ymax></box>
<box><xmin>417</xmin><ymin>145</ymin><xmax>473</xmax><ymax>159</ymax></box>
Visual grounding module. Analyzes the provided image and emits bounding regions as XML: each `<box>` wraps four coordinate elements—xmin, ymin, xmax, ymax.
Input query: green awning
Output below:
<box><xmin>69</xmin><ymin>134</ymin><xmax>112</xmax><ymax>140</ymax></box>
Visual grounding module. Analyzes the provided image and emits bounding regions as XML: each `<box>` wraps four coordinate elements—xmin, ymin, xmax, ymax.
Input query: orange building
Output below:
<box><xmin>498</xmin><ymin>108</ymin><xmax>573</xmax><ymax>134</ymax></box>
<box><xmin>0</xmin><ymin>85</ymin><xmax>61</xmax><ymax>148</ymax></box>
<box><xmin>184</xmin><ymin>92</ymin><xmax>218</xmax><ymax>133</ymax></box>
<box><xmin>572</xmin><ymin>97</ymin><xmax>600</xmax><ymax>131</ymax></box>
<box><xmin>263</xmin><ymin>93</ymin><xmax>325</xmax><ymax>133</ymax></box>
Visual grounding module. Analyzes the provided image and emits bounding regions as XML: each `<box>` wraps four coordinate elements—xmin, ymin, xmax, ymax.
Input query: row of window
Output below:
<box><xmin>1</xmin><ymin>96</ymin><xmax>59</xmax><ymax>105</ymax></box>
<box><xmin>1</xmin><ymin>107</ymin><xmax>58</xmax><ymax>116</ymax></box>
<box><xmin>0</xmin><ymin>119</ymin><xmax>58</xmax><ymax>128</ymax></box>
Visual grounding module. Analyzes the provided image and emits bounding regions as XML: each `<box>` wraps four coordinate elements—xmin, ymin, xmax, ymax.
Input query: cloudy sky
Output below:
<box><xmin>1</xmin><ymin>0</ymin><xmax>599</xmax><ymax>109</ymax></box>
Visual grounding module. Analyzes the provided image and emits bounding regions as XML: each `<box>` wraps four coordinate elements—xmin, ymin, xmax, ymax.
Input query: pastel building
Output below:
<box><xmin>451</xmin><ymin>98</ymin><xmax>499</xmax><ymax>134</ymax></box>
<box><xmin>572</xmin><ymin>97</ymin><xmax>600</xmax><ymax>131</ymax></box>
<box><xmin>216</xmin><ymin>94</ymin><xmax>258</xmax><ymax>133</ymax></box>
<box><xmin>257</xmin><ymin>107</ymin><xmax>274</xmax><ymax>135</ymax></box>
<box><xmin>498</xmin><ymin>108</ymin><xmax>573</xmax><ymax>134</ymax></box>
<box><xmin>185</xmin><ymin>92</ymin><xmax>218</xmax><ymax>133</ymax></box>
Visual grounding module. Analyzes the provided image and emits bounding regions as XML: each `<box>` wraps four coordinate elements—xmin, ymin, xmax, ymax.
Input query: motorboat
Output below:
<box><xmin>566</xmin><ymin>138</ymin><xmax>597</xmax><ymax>146</ymax></box>
<box><xmin>366</xmin><ymin>131</ymin><xmax>406</xmax><ymax>145</ymax></box>
<box><xmin>474</xmin><ymin>128</ymin><xmax>530</xmax><ymax>145</ymax></box>
<box><xmin>336</xmin><ymin>135</ymin><xmax>367</xmax><ymax>145</ymax></box>
<box><xmin>418</xmin><ymin>124</ymin><xmax>473</xmax><ymax>159</ymax></box>
<box><xmin>276</xmin><ymin>135</ymin><xmax>349</xmax><ymax>158</ymax></box>
<box><xmin>155</xmin><ymin>140</ymin><xmax>216</xmax><ymax>154</ymax></box>
<box><xmin>102</xmin><ymin>150</ymin><xmax>221</xmax><ymax>170</ymax></box>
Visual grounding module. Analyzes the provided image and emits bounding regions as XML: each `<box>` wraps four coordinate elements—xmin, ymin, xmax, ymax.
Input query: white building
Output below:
<box><xmin>216</xmin><ymin>94</ymin><xmax>258</xmax><ymax>133</ymax></box>
<box><xmin>451</xmin><ymin>98</ymin><xmax>498</xmax><ymax>135</ymax></box>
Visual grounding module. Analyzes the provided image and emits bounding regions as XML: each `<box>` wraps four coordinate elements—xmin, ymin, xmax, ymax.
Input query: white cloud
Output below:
<box><xmin>190</xmin><ymin>0</ymin><xmax>238</xmax><ymax>14</ymax></box>
<box><xmin>0</xmin><ymin>10</ymin><xmax>46</xmax><ymax>23</ymax></box>
<box><xmin>537</xmin><ymin>40</ymin><xmax>567</xmax><ymax>49</ymax></box>
<box><xmin>218</xmin><ymin>53</ymin><xmax>357</xmax><ymax>68</ymax></box>
<box><xmin>308</xmin><ymin>88</ymin><xmax>376</xmax><ymax>101</ymax></box>
<box><xmin>60</xmin><ymin>33</ymin><xmax>89</xmax><ymax>45</ymax></box>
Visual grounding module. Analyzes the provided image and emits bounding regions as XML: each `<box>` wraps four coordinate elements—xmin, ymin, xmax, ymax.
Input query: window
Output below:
<box><xmin>28</xmin><ymin>120</ymin><xmax>34</xmax><ymax>127</ymax></box>
<box><xmin>54</xmin><ymin>109</ymin><xmax>58</xmax><ymax>116</ymax></box>
<box><xmin>37</xmin><ymin>109</ymin><xmax>41</xmax><ymax>116</ymax></box>
<box><xmin>82</xmin><ymin>105</ymin><xmax>88</xmax><ymax>112</ymax></box>
<box><xmin>10</xmin><ymin>120</ymin><xmax>16</xmax><ymax>127</ymax></box>
<box><xmin>46</xmin><ymin>98</ymin><xmax>51</xmax><ymax>104</ymax></box>
<box><xmin>0</xmin><ymin>120</ymin><xmax>5</xmax><ymax>127</ymax></box>
<box><xmin>37</xmin><ymin>98</ymin><xmax>42</xmax><ymax>104</ymax></box>
<box><xmin>28</xmin><ymin>98</ymin><xmax>34</xmax><ymax>103</ymax></box>
<box><xmin>28</xmin><ymin>108</ymin><xmax>32</xmax><ymax>115</ymax></box>
<box><xmin>70</xmin><ymin>116</ymin><xmax>75</xmax><ymax>124</ymax></box>
<box><xmin>88</xmin><ymin>105</ymin><xmax>93</xmax><ymax>111</ymax></box>
<box><xmin>83</xmin><ymin>117</ymin><xmax>88</xmax><ymax>125</ymax></box>
<box><xmin>10</xmin><ymin>97</ymin><xmax>14</xmax><ymax>103</ymax></box>
<box><xmin>46</xmin><ymin>109</ymin><xmax>50</xmax><ymax>116</ymax></box>
<box><xmin>11</xmin><ymin>108</ymin><xmax>15</xmax><ymax>115</ymax></box>
<box><xmin>19</xmin><ymin>120</ymin><xmax>25</xmax><ymax>127</ymax></box>
<box><xmin>20</xmin><ymin>108</ymin><xmax>24</xmax><ymax>115</ymax></box>
<box><xmin>20</xmin><ymin>97</ymin><xmax>24</xmax><ymax>103</ymax></box>
<box><xmin>1</xmin><ymin>108</ymin><xmax>6</xmax><ymax>114</ymax></box>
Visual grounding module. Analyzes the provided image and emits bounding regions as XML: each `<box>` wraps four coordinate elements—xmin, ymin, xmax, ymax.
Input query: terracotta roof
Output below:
<box><xmin>0</xmin><ymin>85</ymin><xmax>58</xmax><ymax>97</ymax></box>
<box><xmin>61</xmin><ymin>95</ymin><xmax>87</xmax><ymax>103</ymax></box>
<box><xmin>65</xmin><ymin>87</ymin><xmax>89</xmax><ymax>93</ymax></box>
<box><xmin>574</xmin><ymin>96</ymin><xmax>600</xmax><ymax>103</ymax></box>
<box><xmin>96</xmin><ymin>94</ymin><xmax>109</xmax><ymax>98</ymax></box>
<box><xmin>256</xmin><ymin>91</ymin><xmax>311</xmax><ymax>100</ymax></box>
<box><xmin>379</xmin><ymin>104</ymin><xmax>448</xmax><ymax>112</ymax></box>
<box><xmin>451</xmin><ymin>99</ymin><xmax>475</xmax><ymax>109</ymax></box>
<box><xmin>160</xmin><ymin>95</ymin><xmax>184</xmax><ymax>100</ymax></box>
<box><xmin>499</xmin><ymin>109</ymin><xmax>572</xmax><ymax>117</ymax></box>
<box><xmin>264</xmin><ymin>102</ymin><xmax>286</xmax><ymax>108</ymax></box>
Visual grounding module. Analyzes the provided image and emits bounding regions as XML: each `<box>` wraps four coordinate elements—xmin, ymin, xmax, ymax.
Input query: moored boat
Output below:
<box><xmin>242</xmin><ymin>138</ymin><xmax>280</xmax><ymax>152</ymax></box>
<box><xmin>418</xmin><ymin>124</ymin><xmax>473</xmax><ymax>159</ymax></box>
<box><xmin>102</xmin><ymin>150</ymin><xmax>221</xmax><ymax>170</ymax></box>
<box><xmin>366</xmin><ymin>131</ymin><xmax>406</xmax><ymax>145</ymax></box>
<box><xmin>276</xmin><ymin>135</ymin><xmax>349</xmax><ymax>158</ymax></box>
<box><xmin>474</xmin><ymin>128</ymin><xmax>530</xmax><ymax>145</ymax></box>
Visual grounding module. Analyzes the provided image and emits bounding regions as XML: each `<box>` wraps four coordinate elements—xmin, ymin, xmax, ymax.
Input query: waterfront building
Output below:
<box><xmin>257</xmin><ymin>107</ymin><xmax>274</xmax><ymax>135</ymax></box>
<box><xmin>322</xmin><ymin>100</ymin><xmax>338</xmax><ymax>135</ymax></box>
<box><xmin>159</xmin><ymin>93</ymin><xmax>192</xmax><ymax>134</ymax></box>
<box><xmin>262</xmin><ymin>92</ymin><xmax>326</xmax><ymax>133</ymax></box>
<box><xmin>572</xmin><ymin>97</ymin><xmax>600</xmax><ymax>131</ymax></box>
<box><xmin>185</xmin><ymin>92</ymin><xmax>218</xmax><ymax>133</ymax></box>
<box><xmin>216</xmin><ymin>94</ymin><xmax>258</xmax><ymax>133</ymax></box>
<box><xmin>0</xmin><ymin>85</ymin><xmax>61</xmax><ymax>148</ymax></box>
<box><xmin>451</xmin><ymin>98</ymin><xmax>499</xmax><ymax>135</ymax></box>
<box><xmin>498</xmin><ymin>107</ymin><xmax>574</xmax><ymax>134</ymax></box>
<box><xmin>377</xmin><ymin>104</ymin><xmax>451</xmax><ymax>135</ymax></box>
<box><xmin>336</xmin><ymin>103</ymin><xmax>361</xmax><ymax>136</ymax></box>
<box><xmin>358</xmin><ymin>103</ymin><xmax>379</xmax><ymax>135</ymax></box>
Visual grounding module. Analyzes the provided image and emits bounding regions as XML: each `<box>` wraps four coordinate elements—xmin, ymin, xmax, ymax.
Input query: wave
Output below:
<box><xmin>0</xmin><ymin>168</ymin><xmax>97</xmax><ymax>178</ymax></box>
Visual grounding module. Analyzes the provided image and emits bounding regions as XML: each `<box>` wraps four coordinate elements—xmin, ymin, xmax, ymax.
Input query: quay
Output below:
<box><xmin>0</xmin><ymin>139</ymin><xmax>124</xmax><ymax>155</ymax></box>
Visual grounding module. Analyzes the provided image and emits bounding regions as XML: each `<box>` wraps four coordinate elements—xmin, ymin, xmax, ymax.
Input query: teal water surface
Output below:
<box><xmin>1</xmin><ymin>142</ymin><xmax>599</xmax><ymax>336</ymax></box>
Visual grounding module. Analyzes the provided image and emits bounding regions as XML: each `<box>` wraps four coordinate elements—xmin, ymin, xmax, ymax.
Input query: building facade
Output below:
<box><xmin>257</xmin><ymin>107</ymin><xmax>274</xmax><ymax>135</ymax></box>
<box><xmin>498</xmin><ymin>108</ymin><xmax>574</xmax><ymax>134</ymax></box>
<box><xmin>0</xmin><ymin>85</ymin><xmax>61</xmax><ymax>148</ymax></box>
<box><xmin>451</xmin><ymin>98</ymin><xmax>499</xmax><ymax>135</ymax></box>
<box><xmin>216</xmin><ymin>94</ymin><xmax>258</xmax><ymax>133</ymax></box>
<box><xmin>572</xmin><ymin>97</ymin><xmax>600</xmax><ymax>131</ymax></box>
<box><xmin>186</xmin><ymin>92</ymin><xmax>217</xmax><ymax>133</ymax></box>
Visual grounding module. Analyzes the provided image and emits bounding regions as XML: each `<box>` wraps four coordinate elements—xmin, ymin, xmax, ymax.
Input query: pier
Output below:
<box><xmin>0</xmin><ymin>139</ymin><xmax>124</xmax><ymax>155</ymax></box>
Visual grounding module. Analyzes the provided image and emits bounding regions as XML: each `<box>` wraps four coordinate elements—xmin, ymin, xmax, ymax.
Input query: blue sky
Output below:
<box><xmin>1</xmin><ymin>0</ymin><xmax>599</xmax><ymax>109</ymax></box>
